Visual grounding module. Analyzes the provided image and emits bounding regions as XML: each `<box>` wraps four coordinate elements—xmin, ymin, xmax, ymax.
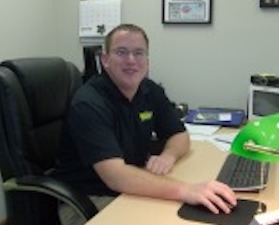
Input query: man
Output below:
<box><xmin>56</xmin><ymin>24</ymin><xmax>236</xmax><ymax>224</ymax></box>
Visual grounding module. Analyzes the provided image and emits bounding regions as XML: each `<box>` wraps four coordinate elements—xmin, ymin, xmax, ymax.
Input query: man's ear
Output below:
<box><xmin>101</xmin><ymin>52</ymin><xmax>109</xmax><ymax>69</ymax></box>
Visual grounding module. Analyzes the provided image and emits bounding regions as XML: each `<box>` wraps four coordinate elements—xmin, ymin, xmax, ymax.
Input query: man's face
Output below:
<box><xmin>101</xmin><ymin>30</ymin><xmax>149</xmax><ymax>93</ymax></box>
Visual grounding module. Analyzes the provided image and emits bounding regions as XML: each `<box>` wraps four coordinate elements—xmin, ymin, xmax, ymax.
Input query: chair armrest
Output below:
<box><xmin>4</xmin><ymin>175</ymin><xmax>98</xmax><ymax>220</ymax></box>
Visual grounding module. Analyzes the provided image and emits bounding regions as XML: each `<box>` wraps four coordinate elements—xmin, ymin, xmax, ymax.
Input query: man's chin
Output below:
<box><xmin>123</xmin><ymin>77</ymin><xmax>143</xmax><ymax>87</ymax></box>
<box><xmin>120</xmin><ymin>80</ymin><xmax>141</xmax><ymax>91</ymax></box>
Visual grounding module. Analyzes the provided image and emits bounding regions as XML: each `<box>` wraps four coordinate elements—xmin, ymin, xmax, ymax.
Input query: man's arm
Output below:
<box><xmin>94</xmin><ymin>158</ymin><xmax>237</xmax><ymax>214</ymax></box>
<box><xmin>146</xmin><ymin>131</ymin><xmax>190</xmax><ymax>175</ymax></box>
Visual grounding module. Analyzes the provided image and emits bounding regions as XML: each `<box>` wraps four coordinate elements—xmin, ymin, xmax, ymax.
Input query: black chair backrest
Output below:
<box><xmin>0</xmin><ymin>66</ymin><xmax>29</xmax><ymax>181</ymax></box>
<box><xmin>0</xmin><ymin>58</ymin><xmax>82</xmax><ymax>225</ymax></box>
<box><xmin>0</xmin><ymin>57</ymin><xmax>82</xmax><ymax>181</ymax></box>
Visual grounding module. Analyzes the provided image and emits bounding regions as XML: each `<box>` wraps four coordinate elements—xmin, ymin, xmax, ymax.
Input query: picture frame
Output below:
<box><xmin>162</xmin><ymin>0</ymin><xmax>212</xmax><ymax>24</ymax></box>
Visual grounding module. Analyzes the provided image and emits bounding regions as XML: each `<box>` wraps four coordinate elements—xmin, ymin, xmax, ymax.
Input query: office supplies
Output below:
<box><xmin>185</xmin><ymin>108</ymin><xmax>246</xmax><ymax>127</ymax></box>
<box><xmin>209</xmin><ymin>139</ymin><xmax>231</xmax><ymax>151</ymax></box>
<box><xmin>214</xmin><ymin>133</ymin><xmax>238</xmax><ymax>144</ymax></box>
<box><xmin>228</xmin><ymin>111</ymin><xmax>279</xmax><ymax>214</ymax></box>
<box><xmin>231</xmin><ymin>113</ymin><xmax>279</xmax><ymax>163</ymax></box>
<box><xmin>209</xmin><ymin>132</ymin><xmax>238</xmax><ymax>151</ymax></box>
<box><xmin>79</xmin><ymin>0</ymin><xmax>121</xmax><ymax>38</ymax></box>
<box><xmin>249</xmin><ymin>209</ymin><xmax>279</xmax><ymax>225</ymax></box>
<box><xmin>178</xmin><ymin>199</ymin><xmax>265</xmax><ymax>225</ymax></box>
<box><xmin>84</xmin><ymin>142</ymin><xmax>279</xmax><ymax>225</ymax></box>
<box><xmin>248</xmin><ymin>83</ymin><xmax>279</xmax><ymax>121</ymax></box>
<box><xmin>249</xmin><ymin>74</ymin><xmax>279</xmax><ymax>121</ymax></box>
<box><xmin>217</xmin><ymin>154</ymin><xmax>270</xmax><ymax>191</ymax></box>
<box><xmin>251</xmin><ymin>74</ymin><xmax>279</xmax><ymax>87</ymax></box>
<box><xmin>185</xmin><ymin>123</ymin><xmax>220</xmax><ymax>136</ymax></box>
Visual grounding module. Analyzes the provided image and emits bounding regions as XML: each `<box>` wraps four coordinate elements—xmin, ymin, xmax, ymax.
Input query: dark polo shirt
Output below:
<box><xmin>54</xmin><ymin>73</ymin><xmax>185</xmax><ymax>196</ymax></box>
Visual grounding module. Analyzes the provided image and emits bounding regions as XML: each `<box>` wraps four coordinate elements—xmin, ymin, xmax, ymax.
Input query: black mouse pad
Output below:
<box><xmin>178</xmin><ymin>199</ymin><xmax>266</xmax><ymax>225</ymax></box>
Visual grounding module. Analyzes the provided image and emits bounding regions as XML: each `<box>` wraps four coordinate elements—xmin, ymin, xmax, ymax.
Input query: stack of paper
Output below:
<box><xmin>185</xmin><ymin>123</ymin><xmax>220</xmax><ymax>140</ymax></box>
<box><xmin>185</xmin><ymin>122</ymin><xmax>238</xmax><ymax>151</ymax></box>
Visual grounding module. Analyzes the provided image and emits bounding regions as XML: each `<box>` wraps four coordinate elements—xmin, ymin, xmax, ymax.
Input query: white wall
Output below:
<box><xmin>1</xmin><ymin>0</ymin><xmax>279</xmax><ymax>110</ymax></box>
<box><xmin>53</xmin><ymin>0</ymin><xmax>84</xmax><ymax>68</ymax></box>
<box><xmin>119</xmin><ymin>0</ymin><xmax>279</xmax><ymax>110</ymax></box>
<box><xmin>52</xmin><ymin>0</ymin><xmax>279</xmax><ymax>110</ymax></box>
<box><xmin>1</xmin><ymin>0</ymin><xmax>279</xmax><ymax>221</ymax></box>
<box><xmin>0</xmin><ymin>0</ymin><xmax>56</xmax><ymax>60</ymax></box>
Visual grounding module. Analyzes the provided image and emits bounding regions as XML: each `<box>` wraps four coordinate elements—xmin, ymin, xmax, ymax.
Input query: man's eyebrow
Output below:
<box><xmin>115</xmin><ymin>47</ymin><xmax>127</xmax><ymax>49</ymax></box>
<box><xmin>114</xmin><ymin>47</ymin><xmax>146</xmax><ymax>51</ymax></box>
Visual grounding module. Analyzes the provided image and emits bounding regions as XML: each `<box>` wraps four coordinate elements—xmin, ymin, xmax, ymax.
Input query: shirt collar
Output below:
<box><xmin>100</xmin><ymin>72</ymin><xmax>150</xmax><ymax>104</ymax></box>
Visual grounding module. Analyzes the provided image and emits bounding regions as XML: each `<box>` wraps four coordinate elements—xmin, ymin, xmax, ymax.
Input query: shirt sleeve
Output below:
<box><xmin>67</xmin><ymin>100</ymin><xmax>124</xmax><ymax>166</ymax></box>
<box><xmin>152</xmin><ymin>85</ymin><xmax>186</xmax><ymax>140</ymax></box>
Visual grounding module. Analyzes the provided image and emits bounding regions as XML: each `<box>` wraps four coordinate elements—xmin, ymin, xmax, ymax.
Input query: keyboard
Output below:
<box><xmin>217</xmin><ymin>154</ymin><xmax>270</xmax><ymax>191</ymax></box>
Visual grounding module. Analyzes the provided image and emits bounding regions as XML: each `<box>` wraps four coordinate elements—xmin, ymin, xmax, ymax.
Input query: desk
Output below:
<box><xmin>85</xmin><ymin>131</ymin><xmax>279</xmax><ymax>225</ymax></box>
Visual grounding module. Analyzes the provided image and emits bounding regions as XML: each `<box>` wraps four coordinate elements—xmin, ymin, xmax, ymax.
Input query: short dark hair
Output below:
<box><xmin>104</xmin><ymin>24</ymin><xmax>149</xmax><ymax>53</ymax></box>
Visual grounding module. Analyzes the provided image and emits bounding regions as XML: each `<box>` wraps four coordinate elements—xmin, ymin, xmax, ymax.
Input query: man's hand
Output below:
<box><xmin>145</xmin><ymin>154</ymin><xmax>176</xmax><ymax>175</ymax></box>
<box><xmin>94</xmin><ymin>158</ymin><xmax>237</xmax><ymax>215</ymax></box>
<box><xmin>145</xmin><ymin>131</ymin><xmax>190</xmax><ymax>175</ymax></box>
<box><xmin>182</xmin><ymin>181</ymin><xmax>237</xmax><ymax>214</ymax></box>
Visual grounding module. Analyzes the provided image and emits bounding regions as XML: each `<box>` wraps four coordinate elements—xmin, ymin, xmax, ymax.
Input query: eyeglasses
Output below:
<box><xmin>110</xmin><ymin>48</ymin><xmax>148</xmax><ymax>61</ymax></box>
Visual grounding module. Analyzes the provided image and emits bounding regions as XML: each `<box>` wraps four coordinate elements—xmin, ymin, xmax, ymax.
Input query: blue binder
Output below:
<box><xmin>185</xmin><ymin>108</ymin><xmax>246</xmax><ymax>127</ymax></box>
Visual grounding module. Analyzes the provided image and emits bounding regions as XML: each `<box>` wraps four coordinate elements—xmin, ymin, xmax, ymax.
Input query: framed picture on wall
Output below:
<box><xmin>162</xmin><ymin>0</ymin><xmax>212</xmax><ymax>24</ymax></box>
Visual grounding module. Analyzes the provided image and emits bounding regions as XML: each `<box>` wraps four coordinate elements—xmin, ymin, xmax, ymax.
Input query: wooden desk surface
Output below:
<box><xmin>85</xmin><ymin>136</ymin><xmax>279</xmax><ymax>225</ymax></box>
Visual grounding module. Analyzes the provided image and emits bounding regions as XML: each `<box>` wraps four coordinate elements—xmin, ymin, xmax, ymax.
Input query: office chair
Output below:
<box><xmin>0</xmin><ymin>57</ymin><xmax>98</xmax><ymax>225</ymax></box>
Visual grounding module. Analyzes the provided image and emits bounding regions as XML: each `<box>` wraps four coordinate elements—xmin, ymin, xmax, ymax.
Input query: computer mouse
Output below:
<box><xmin>178</xmin><ymin>199</ymin><xmax>265</xmax><ymax>225</ymax></box>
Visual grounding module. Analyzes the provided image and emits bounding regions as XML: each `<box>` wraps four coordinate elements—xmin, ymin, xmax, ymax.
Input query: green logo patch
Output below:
<box><xmin>139</xmin><ymin>111</ymin><xmax>153</xmax><ymax>122</ymax></box>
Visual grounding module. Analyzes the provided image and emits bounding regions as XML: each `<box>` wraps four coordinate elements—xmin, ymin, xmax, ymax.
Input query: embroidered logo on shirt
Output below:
<box><xmin>139</xmin><ymin>111</ymin><xmax>153</xmax><ymax>122</ymax></box>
